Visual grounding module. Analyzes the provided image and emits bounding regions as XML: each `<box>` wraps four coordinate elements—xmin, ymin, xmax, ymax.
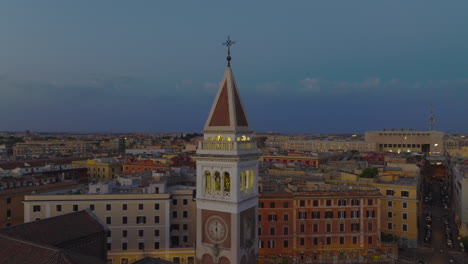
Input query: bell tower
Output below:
<box><xmin>196</xmin><ymin>37</ymin><xmax>260</xmax><ymax>264</ymax></box>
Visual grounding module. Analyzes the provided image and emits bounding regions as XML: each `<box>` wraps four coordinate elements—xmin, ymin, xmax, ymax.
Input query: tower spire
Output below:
<box><xmin>222</xmin><ymin>36</ymin><xmax>236</xmax><ymax>67</ymax></box>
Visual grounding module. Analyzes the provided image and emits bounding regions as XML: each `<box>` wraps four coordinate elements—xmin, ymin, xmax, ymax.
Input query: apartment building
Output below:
<box><xmin>72</xmin><ymin>158</ymin><xmax>122</xmax><ymax>181</ymax></box>
<box><xmin>13</xmin><ymin>140</ymin><xmax>99</xmax><ymax>158</ymax></box>
<box><xmin>260</xmin><ymin>154</ymin><xmax>320</xmax><ymax>168</ymax></box>
<box><xmin>23</xmin><ymin>180</ymin><xmax>196</xmax><ymax>264</ymax></box>
<box><xmin>258</xmin><ymin>184</ymin><xmax>397</xmax><ymax>264</ymax></box>
<box><xmin>373</xmin><ymin>179</ymin><xmax>418</xmax><ymax>248</ymax></box>
<box><xmin>0</xmin><ymin>171</ymin><xmax>81</xmax><ymax>228</ymax></box>
<box><xmin>260</xmin><ymin>153</ymin><xmax>346</xmax><ymax>169</ymax></box>
<box><xmin>122</xmin><ymin>159</ymin><xmax>171</xmax><ymax>174</ymax></box>
<box><xmin>333</xmin><ymin>172</ymin><xmax>419</xmax><ymax>248</ymax></box>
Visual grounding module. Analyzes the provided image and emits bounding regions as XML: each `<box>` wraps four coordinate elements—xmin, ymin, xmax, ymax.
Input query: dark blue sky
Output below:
<box><xmin>1</xmin><ymin>1</ymin><xmax>467</xmax><ymax>134</ymax></box>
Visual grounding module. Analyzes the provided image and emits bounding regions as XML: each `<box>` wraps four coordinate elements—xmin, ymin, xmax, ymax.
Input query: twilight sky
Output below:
<box><xmin>1</xmin><ymin>1</ymin><xmax>467</xmax><ymax>134</ymax></box>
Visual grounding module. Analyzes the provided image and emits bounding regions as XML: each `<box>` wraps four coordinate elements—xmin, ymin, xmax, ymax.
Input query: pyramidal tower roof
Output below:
<box><xmin>203</xmin><ymin>65</ymin><xmax>252</xmax><ymax>134</ymax></box>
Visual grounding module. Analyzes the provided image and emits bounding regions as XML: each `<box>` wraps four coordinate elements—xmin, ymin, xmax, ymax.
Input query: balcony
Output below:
<box><xmin>197</xmin><ymin>140</ymin><xmax>259</xmax><ymax>156</ymax></box>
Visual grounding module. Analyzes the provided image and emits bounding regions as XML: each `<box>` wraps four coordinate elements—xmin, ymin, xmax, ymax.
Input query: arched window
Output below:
<box><xmin>214</xmin><ymin>171</ymin><xmax>221</xmax><ymax>191</ymax></box>
<box><xmin>226</xmin><ymin>137</ymin><xmax>232</xmax><ymax>141</ymax></box>
<box><xmin>223</xmin><ymin>172</ymin><xmax>230</xmax><ymax>192</ymax></box>
<box><xmin>205</xmin><ymin>171</ymin><xmax>211</xmax><ymax>191</ymax></box>
<box><xmin>202</xmin><ymin>254</ymin><xmax>214</xmax><ymax>264</ymax></box>
<box><xmin>215</xmin><ymin>135</ymin><xmax>223</xmax><ymax>141</ymax></box>
<box><xmin>219</xmin><ymin>256</ymin><xmax>231</xmax><ymax>264</ymax></box>
<box><xmin>240</xmin><ymin>171</ymin><xmax>245</xmax><ymax>191</ymax></box>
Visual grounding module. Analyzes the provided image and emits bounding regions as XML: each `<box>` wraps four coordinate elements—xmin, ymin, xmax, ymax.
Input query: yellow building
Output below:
<box><xmin>372</xmin><ymin>180</ymin><xmax>418</xmax><ymax>248</ymax></box>
<box><xmin>72</xmin><ymin>158</ymin><xmax>122</xmax><ymax>181</ymax></box>
<box><xmin>446</xmin><ymin>146</ymin><xmax>468</xmax><ymax>158</ymax></box>
<box><xmin>334</xmin><ymin>172</ymin><xmax>419</xmax><ymax>248</ymax></box>
<box><xmin>23</xmin><ymin>181</ymin><xmax>196</xmax><ymax>264</ymax></box>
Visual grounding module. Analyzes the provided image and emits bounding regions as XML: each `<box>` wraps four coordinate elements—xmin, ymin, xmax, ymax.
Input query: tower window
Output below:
<box><xmin>205</xmin><ymin>171</ymin><xmax>212</xmax><ymax>193</ymax></box>
<box><xmin>223</xmin><ymin>172</ymin><xmax>230</xmax><ymax>192</ymax></box>
<box><xmin>214</xmin><ymin>171</ymin><xmax>221</xmax><ymax>192</ymax></box>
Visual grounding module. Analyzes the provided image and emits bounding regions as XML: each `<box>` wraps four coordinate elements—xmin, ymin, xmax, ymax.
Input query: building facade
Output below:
<box><xmin>372</xmin><ymin>181</ymin><xmax>418</xmax><ymax>248</ymax></box>
<box><xmin>258</xmin><ymin>187</ymin><xmax>395</xmax><ymax>264</ymax></box>
<box><xmin>332</xmin><ymin>173</ymin><xmax>419</xmax><ymax>248</ymax></box>
<box><xmin>123</xmin><ymin>160</ymin><xmax>172</xmax><ymax>174</ymax></box>
<box><xmin>13</xmin><ymin>140</ymin><xmax>99</xmax><ymax>158</ymax></box>
<box><xmin>23</xmin><ymin>181</ymin><xmax>196</xmax><ymax>264</ymax></box>
<box><xmin>265</xmin><ymin>140</ymin><xmax>375</xmax><ymax>153</ymax></box>
<box><xmin>365</xmin><ymin>130</ymin><xmax>444</xmax><ymax>154</ymax></box>
<box><xmin>72</xmin><ymin>158</ymin><xmax>122</xmax><ymax>181</ymax></box>
<box><xmin>260</xmin><ymin>154</ymin><xmax>320</xmax><ymax>168</ymax></box>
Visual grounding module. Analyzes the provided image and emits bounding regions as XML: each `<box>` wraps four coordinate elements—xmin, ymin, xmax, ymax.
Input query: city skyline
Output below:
<box><xmin>1</xmin><ymin>1</ymin><xmax>468</xmax><ymax>133</ymax></box>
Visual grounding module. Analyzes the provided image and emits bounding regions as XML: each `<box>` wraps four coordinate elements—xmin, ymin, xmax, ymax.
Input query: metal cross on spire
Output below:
<box><xmin>222</xmin><ymin>36</ymin><xmax>236</xmax><ymax>66</ymax></box>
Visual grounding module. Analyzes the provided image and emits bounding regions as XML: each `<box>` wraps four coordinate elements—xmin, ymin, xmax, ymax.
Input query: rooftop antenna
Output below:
<box><xmin>429</xmin><ymin>104</ymin><xmax>435</xmax><ymax>131</ymax></box>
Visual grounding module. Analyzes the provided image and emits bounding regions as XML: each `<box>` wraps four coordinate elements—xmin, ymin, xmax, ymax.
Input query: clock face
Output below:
<box><xmin>205</xmin><ymin>215</ymin><xmax>228</xmax><ymax>242</ymax></box>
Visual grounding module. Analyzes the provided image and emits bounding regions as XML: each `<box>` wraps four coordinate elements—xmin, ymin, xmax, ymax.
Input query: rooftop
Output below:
<box><xmin>0</xmin><ymin>210</ymin><xmax>107</xmax><ymax>264</ymax></box>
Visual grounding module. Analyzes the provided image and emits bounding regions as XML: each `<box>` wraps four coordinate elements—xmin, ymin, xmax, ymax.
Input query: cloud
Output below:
<box><xmin>256</xmin><ymin>82</ymin><xmax>281</xmax><ymax>94</ymax></box>
<box><xmin>202</xmin><ymin>81</ymin><xmax>218</xmax><ymax>93</ymax></box>
<box><xmin>301</xmin><ymin>78</ymin><xmax>320</xmax><ymax>92</ymax></box>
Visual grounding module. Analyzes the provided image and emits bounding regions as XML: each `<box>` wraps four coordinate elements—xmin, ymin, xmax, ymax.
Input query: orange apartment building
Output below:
<box><xmin>258</xmin><ymin>187</ymin><xmax>397</xmax><ymax>264</ymax></box>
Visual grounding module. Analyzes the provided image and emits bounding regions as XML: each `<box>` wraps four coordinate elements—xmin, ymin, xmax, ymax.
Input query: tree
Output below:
<box><xmin>360</xmin><ymin>168</ymin><xmax>379</xmax><ymax>178</ymax></box>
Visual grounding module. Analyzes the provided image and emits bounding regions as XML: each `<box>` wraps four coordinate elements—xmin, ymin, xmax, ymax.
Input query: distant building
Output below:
<box><xmin>365</xmin><ymin>130</ymin><xmax>444</xmax><ymax>154</ymax></box>
<box><xmin>444</xmin><ymin>135</ymin><xmax>468</xmax><ymax>157</ymax></box>
<box><xmin>260</xmin><ymin>154</ymin><xmax>320</xmax><ymax>168</ymax></box>
<box><xmin>72</xmin><ymin>158</ymin><xmax>122</xmax><ymax>181</ymax></box>
<box><xmin>122</xmin><ymin>159</ymin><xmax>173</xmax><ymax>174</ymax></box>
<box><xmin>0</xmin><ymin>145</ymin><xmax>8</xmax><ymax>160</ymax></box>
<box><xmin>0</xmin><ymin>209</ymin><xmax>108</xmax><ymax>264</ymax></box>
<box><xmin>260</xmin><ymin>153</ymin><xmax>345</xmax><ymax>169</ymax></box>
<box><xmin>13</xmin><ymin>140</ymin><xmax>99</xmax><ymax>158</ymax></box>
<box><xmin>24</xmin><ymin>178</ymin><xmax>196</xmax><ymax>264</ymax></box>
<box><xmin>266</xmin><ymin>139</ymin><xmax>375</xmax><ymax>153</ymax></box>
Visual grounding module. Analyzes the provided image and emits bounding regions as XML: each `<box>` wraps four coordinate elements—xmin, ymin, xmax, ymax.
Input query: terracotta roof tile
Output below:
<box><xmin>208</xmin><ymin>80</ymin><xmax>230</xmax><ymax>126</ymax></box>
